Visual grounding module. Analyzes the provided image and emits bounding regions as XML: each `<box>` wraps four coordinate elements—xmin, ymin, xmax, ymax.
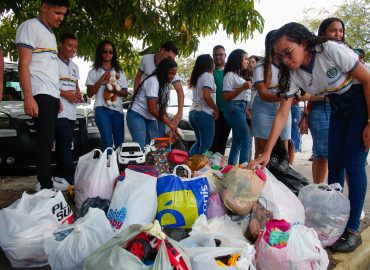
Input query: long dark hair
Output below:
<box><xmin>263</xmin><ymin>30</ymin><xmax>277</xmax><ymax>87</ymax></box>
<box><xmin>224</xmin><ymin>49</ymin><xmax>247</xmax><ymax>77</ymax></box>
<box><xmin>318</xmin><ymin>17</ymin><xmax>345</xmax><ymax>42</ymax></box>
<box><xmin>272</xmin><ymin>22</ymin><xmax>327</xmax><ymax>94</ymax></box>
<box><xmin>130</xmin><ymin>58</ymin><xmax>178</xmax><ymax>120</ymax></box>
<box><xmin>189</xmin><ymin>54</ymin><xmax>214</xmax><ymax>88</ymax></box>
<box><xmin>93</xmin><ymin>40</ymin><xmax>122</xmax><ymax>72</ymax></box>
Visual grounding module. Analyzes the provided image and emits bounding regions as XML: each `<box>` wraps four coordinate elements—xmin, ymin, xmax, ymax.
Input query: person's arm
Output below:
<box><xmin>86</xmin><ymin>71</ymin><xmax>109</xmax><ymax>98</ymax></box>
<box><xmin>147</xmin><ymin>98</ymin><xmax>176</xmax><ymax>130</ymax></box>
<box><xmin>172</xmin><ymin>81</ymin><xmax>184</xmax><ymax>125</ymax></box>
<box><xmin>351</xmin><ymin>62</ymin><xmax>370</xmax><ymax>150</ymax></box>
<box><xmin>133</xmin><ymin>69</ymin><xmax>144</xmax><ymax>93</ymax></box>
<box><xmin>0</xmin><ymin>49</ymin><xmax>4</xmax><ymax>101</ymax></box>
<box><xmin>223</xmin><ymin>81</ymin><xmax>252</xmax><ymax>101</ymax></box>
<box><xmin>247</xmin><ymin>97</ymin><xmax>293</xmax><ymax>168</ymax></box>
<box><xmin>255</xmin><ymin>82</ymin><xmax>281</xmax><ymax>102</ymax></box>
<box><xmin>203</xmin><ymin>87</ymin><xmax>219</xmax><ymax>120</ymax></box>
<box><xmin>18</xmin><ymin>47</ymin><xmax>38</xmax><ymax>117</ymax></box>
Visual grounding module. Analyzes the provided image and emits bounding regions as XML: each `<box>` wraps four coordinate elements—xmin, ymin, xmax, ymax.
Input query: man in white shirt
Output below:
<box><xmin>55</xmin><ymin>33</ymin><xmax>81</xmax><ymax>185</ymax></box>
<box><xmin>16</xmin><ymin>0</ymin><xmax>69</xmax><ymax>189</ymax></box>
<box><xmin>133</xmin><ymin>41</ymin><xmax>184</xmax><ymax>134</ymax></box>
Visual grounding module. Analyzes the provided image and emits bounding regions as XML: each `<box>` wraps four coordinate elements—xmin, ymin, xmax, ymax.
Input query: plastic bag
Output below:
<box><xmin>298</xmin><ymin>183</ymin><xmax>350</xmax><ymax>247</ymax></box>
<box><xmin>77</xmin><ymin>196</ymin><xmax>111</xmax><ymax>218</ymax></box>
<box><xmin>244</xmin><ymin>201</ymin><xmax>274</xmax><ymax>243</ymax></box>
<box><xmin>44</xmin><ymin>208</ymin><xmax>115</xmax><ymax>270</ymax></box>
<box><xmin>185</xmin><ymin>154</ymin><xmax>210</xmax><ymax>171</ymax></box>
<box><xmin>157</xmin><ymin>165</ymin><xmax>210</xmax><ymax>228</ymax></box>
<box><xmin>255</xmin><ymin>222</ymin><xmax>329</xmax><ymax>270</ymax></box>
<box><xmin>75</xmin><ymin>147</ymin><xmax>119</xmax><ymax>209</ymax></box>
<box><xmin>260</xmin><ymin>168</ymin><xmax>305</xmax><ymax>223</ymax></box>
<box><xmin>83</xmin><ymin>222</ymin><xmax>192</xmax><ymax>270</ymax></box>
<box><xmin>207</xmin><ymin>193</ymin><xmax>228</xmax><ymax>219</ymax></box>
<box><xmin>193</xmin><ymin>166</ymin><xmax>223</xmax><ymax>193</ymax></box>
<box><xmin>220</xmin><ymin>166</ymin><xmax>265</xmax><ymax>215</ymax></box>
<box><xmin>267</xmin><ymin>137</ymin><xmax>309</xmax><ymax>195</ymax></box>
<box><xmin>0</xmin><ymin>189</ymin><xmax>73</xmax><ymax>268</ymax></box>
<box><xmin>108</xmin><ymin>168</ymin><xmax>157</xmax><ymax>233</ymax></box>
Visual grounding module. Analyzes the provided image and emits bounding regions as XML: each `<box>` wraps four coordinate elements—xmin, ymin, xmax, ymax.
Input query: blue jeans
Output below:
<box><xmin>157</xmin><ymin>120</ymin><xmax>166</xmax><ymax>137</ymax></box>
<box><xmin>328</xmin><ymin>85</ymin><xmax>368</xmax><ymax>232</ymax></box>
<box><xmin>55</xmin><ymin>118</ymin><xmax>75</xmax><ymax>184</ymax></box>
<box><xmin>290</xmin><ymin>103</ymin><xmax>302</xmax><ymax>152</ymax></box>
<box><xmin>224</xmin><ymin>100</ymin><xmax>252</xmax><ymax>164</ymax></box>
<box><xmin>126</xmin><ymin>109</ymin><xmax>158</xmax><ymax>149</ymax></box>
<box><xmin>189</xmin><ymin>110</ymin><xmax>215</xmax><ymax>156</ymax></box>
<box><xmin>94</xmin><ymin>107</ymin><xmax>124</xmax><ymax>150</ymax></box>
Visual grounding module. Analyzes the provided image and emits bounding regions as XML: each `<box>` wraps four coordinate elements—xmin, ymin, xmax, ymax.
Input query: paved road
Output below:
<box><xmin>0</xmin><ymin>133</ymin><xmax>369</xmax><ymax>269</ymax></box>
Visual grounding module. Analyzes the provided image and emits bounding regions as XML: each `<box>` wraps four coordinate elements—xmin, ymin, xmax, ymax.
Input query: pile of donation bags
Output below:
<box><xmin>0</xmin><ymin>137</ymin><xmax>352</xmax><ymax>269</ymax></box>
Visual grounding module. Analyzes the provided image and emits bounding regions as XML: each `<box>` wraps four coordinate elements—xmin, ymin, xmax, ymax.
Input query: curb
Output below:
<box><xmin>333</xmin><ymin>226</ymin><xmax>370</xmax><ymax>270</ymax></box>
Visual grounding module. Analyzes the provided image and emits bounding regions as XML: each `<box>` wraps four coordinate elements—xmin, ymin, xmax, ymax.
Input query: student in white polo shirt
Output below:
<box><xmin>86</xmin><ymin>40</ymin><xmax>128</xmax><ymax>151</ymax></box>
<box><xmin>249</xmin><ymin>22</ymin><xmax>370</xmax><ymax>253</ymax></box>
<box><xmin>16</xmin><ymin>0</ymin><xmax>69</xmax><ymax>189</ymax></box>
<box><xmin>55</xmin><ymin>33</ymin><xmax>81</xmax><ymax>185</ymax></box>
<box><xmin>133</xmin><ymin>41</ymin><xmax>184</xmax><ymax>135</ymax></box>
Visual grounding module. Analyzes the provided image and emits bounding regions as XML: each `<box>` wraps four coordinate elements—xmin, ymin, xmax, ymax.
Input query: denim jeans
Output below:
<box><xmin>328</xmin><ymin>85</ymin><xmax>368</xmax><ymax>232</ymax></box>
<box><xmin>189</xmin><ymin>110</ymin><xmax>215</xmax><ymax>156</ymax></box>
<box><xmin>224</xmin><ymin>100</ymin><xmax>252</xmax><ymax>164</ymax></box>
<box><xmin>126</xmin><ymin>109</ymin><xmax>159</xmax><ymax>149</ymax></box>
<box><xmin>290</xmin><ymin>103</ymin><xmax>302</xmax><ymax>152</ymax></box>
<box><xmin>34</xmin><ymin>94</ymin><xmax>59</xmax><ymax>189</ymax></box>
<box><xmin>211</xmin><ymin>112</ymin><xmax>231</xmax><ymax>155</ymax></box>
<box><xmin>55</xmin><ymin>118</ymin><xmax>75</xmax><ymax>184</ymax></box>
<box><xmin>94</xmin><ymin>107</ymin><xmax>124</xmax><ymax>150</ymax></box>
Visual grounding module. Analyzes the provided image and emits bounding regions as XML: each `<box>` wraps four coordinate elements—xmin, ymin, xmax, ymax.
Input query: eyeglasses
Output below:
<box><xmin>102</xmin><ymin>50</ymin><xmax>113</xmax><ymax>55</ymax></box>
<box><xmin>276</xmin><ymin>44</ymin><xmax>297</xmax><ymax>61</ymax></box>
<box><xmin>213</xmin><ymin>53</ymin><xmax>225</xmax><ymax>57</ymax></box>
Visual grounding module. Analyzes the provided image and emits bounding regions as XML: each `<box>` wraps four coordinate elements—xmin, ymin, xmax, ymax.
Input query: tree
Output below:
<box><xmin>0</xmin><ymin>0</ymin><xmax>264</xmax><ymax>78</ymax></box>
<box><xmin>176</xmin><ymin>56</ymin><xmax>196</xmax><ymax>84</ymax></box>
<box><xmin>301</xmin><ymin>0</ymin><xmax>370</xmax><ymax>61</ymax></box>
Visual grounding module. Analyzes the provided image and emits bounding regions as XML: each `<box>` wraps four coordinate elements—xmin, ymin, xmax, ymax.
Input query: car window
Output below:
<box><xmin>168</xmin><ymin>89</ymin><xmax>192</xmax><ymax>107</ymax></box>
<box><xmin>122</xmin><ymin>146</ymin><xmax>141</xmax><ymax>152</ymax></box>
<box><xmin>3</xmin><ymin>66</ymin><xmax>23</xmax><ymax>101</ymax></box>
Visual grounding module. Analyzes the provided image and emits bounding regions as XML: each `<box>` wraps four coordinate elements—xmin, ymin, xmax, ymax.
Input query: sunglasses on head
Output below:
<box><xmin>103</xmin><ymin>50</ymin><xmax>113</xmax><ymax>55</ymax></box>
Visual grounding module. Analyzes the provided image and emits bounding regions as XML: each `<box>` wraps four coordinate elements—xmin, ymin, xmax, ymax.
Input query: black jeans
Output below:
<box><xmin>33</xmin><ymin>94</ymin><xmax>59</xmax><ymax>189</ymax></box>
<box><xmin>55</xmin><ymin>117</ymin><xmax>75</xmax><ymax>184</ymax></box>
<box><xmin>210</xmin><ymin>111</ymin><xmax>231</xmax><ymax>155</ymax></box>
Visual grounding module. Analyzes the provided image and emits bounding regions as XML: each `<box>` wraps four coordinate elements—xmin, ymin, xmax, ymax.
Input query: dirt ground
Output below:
<box><xmin>0</xmin><ymin>134</ymin><xmax>369</xmax><ymax>269</ymax></box>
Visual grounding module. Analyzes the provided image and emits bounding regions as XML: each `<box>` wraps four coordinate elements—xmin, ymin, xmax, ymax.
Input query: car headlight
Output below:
<box><xmin>86</xmin><ymin>113</ymin><xmax>96</xmax><ymax>128</ymax></box>
<box><xmin>178</xmin><ymin>119</ymin><xmax>192</xmax><ymax>131</ymax></box>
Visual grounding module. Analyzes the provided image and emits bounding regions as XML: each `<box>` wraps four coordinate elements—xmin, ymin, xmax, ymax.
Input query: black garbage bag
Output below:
<box><xmin>77</xmin><ymin>196</ymin><xmax>111</xmax><ymax>218</ymax></box>
<box><xmin>266</xmin><ymin>137</ymin><xmax>310</xmax><ymax>196</ymax></box>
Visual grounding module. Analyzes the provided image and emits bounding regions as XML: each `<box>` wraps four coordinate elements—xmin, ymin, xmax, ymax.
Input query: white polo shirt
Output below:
<box><xmin>86</xmin><ymin>67</ymin><xmax>128</xmax><ymax>114</ymax></box>
<box><xmin>58</xmin><ymin>58</ymin><xmax>80</xmax><ymax>120</ymax></box>
<box><xmin>223</xmin><ymin>72</ymin><xmax>248</xmax><ymax>101</ymax></box>
<box><xmin>16</xmin><ymin>18</ymin><xmax>59</xmax><ymax>99</ymax></box>
<box><xmin>283</xmin><ymin>41</ymin><xmax>360</xmax><ymax>98</ymax></box>
<box><xmin>131</xmin><ymin>75</ymin><xmax>170</xmax><ymax>120</ymax></box>
<box><xmin>190</xmin><ymin>72</ymin><xmax>216</xmax><ymax>116</ymax></box>
<box><xmin>253</xmin><ymin>62</ymin><xmax>280</xmax><ymax>94</ymax></box>
<box><xmin>139</xmin><ymin>54</ymin><xmax>181</xmax><ymax>84</ymax></box>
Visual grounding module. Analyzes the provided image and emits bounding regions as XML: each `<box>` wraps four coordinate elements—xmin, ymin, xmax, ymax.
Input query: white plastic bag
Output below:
<box><xmin>298</xmin><ymin>183</ymin><xmax>350</xmax><ymax>247</ymax></box>
<box><xmin>75</xmin><ymin>148</ymin><xmax>119</xmax><ymax>209</ymax></box>
<box><xmin>107</xmin><ymin>168</ymin><xmax>157</xmax><ymax>233</ymax></box>
<box><xmin>259</xmin><ymin>168</ymin><xmax>305</xmax><ymax>223</ymax></box>
<box><xmin>83</xmin><ymin>222</ymin><xmax>192</xmax><ymax>270</ymax></box>
<box><xmin>0</xmin><ymin>189</ymin><xmax>73</xmax><ymax>268</ymax></box>
<box><xmin>255</xmin><ymin>223</ymin><xmax>329</xmax><ymax>270</ymax></box>
<box><xmin>44</xmin><ymin>207</ymin><xmax>115</xmax><ymax>270</ymax></box>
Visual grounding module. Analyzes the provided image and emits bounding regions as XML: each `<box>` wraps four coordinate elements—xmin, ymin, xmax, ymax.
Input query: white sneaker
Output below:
<box><xmin>360</xmin><ymin>210</ymin><xmax>365</xmax><ymax>220</ymax></box>
<box><xmin>52</xmin><ymin>177</ymin><xmax>70</xmax><ymax>191</ymax></box>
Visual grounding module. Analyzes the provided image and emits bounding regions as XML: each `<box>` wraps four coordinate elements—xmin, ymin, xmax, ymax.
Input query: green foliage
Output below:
<box><xmin>0</xmin><ymin>0</ymin><xmax>264</xmax><ymax>78</ymax></box>
<box><xmin>302</xmin><ymin>0</ymin><xmax>370</xmax><ymax>61</ymax></box>
<box><xmin>176</xmin><ymin>56</ymin><xmax>196</xmax><ymax>84</ymax></box>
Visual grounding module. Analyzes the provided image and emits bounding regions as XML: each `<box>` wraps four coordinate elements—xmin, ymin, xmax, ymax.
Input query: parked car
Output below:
<box><xmin>0</xmin><ymin>62</ymin><xmax>101</xmax><ymax>168</ymax></box>
<box><xmin>122</xmin><ymin>89</ymin><xmax>195</xmax><ymax>146</ymax></box>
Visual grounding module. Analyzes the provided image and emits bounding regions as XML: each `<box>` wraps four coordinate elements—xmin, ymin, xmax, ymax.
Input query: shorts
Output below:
<box><xmin>251</xmin><ymin>95</ymin><xmax>291</xmax><ymax>140</ymax></box>
<box><xmin>308</xmin><ymin>101</ymin><xmax>331</xmax><ymax>159</ymax></box>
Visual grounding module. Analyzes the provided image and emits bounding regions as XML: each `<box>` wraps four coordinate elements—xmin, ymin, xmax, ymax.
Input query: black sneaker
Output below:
<box><xmin>331</xmin><ymin>229</ymin><xmax>362</xmax><ymax>253</ymax></box>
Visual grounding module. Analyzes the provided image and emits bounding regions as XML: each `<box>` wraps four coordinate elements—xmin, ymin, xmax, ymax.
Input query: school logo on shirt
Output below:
<box><xmin>326</xmin><ymin>67</ymin><xmax>338</xmax><ymax>79</ymax></box>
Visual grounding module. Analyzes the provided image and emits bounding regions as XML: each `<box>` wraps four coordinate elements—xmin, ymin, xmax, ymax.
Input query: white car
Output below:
<box><xmin>117</xmin><ymin>142</ymin><xmax>145</xmax><ymax>165</ymax></box>
<box><xmin>0</xmin><ymin>62</ymin><xmax>101</xmax><ymax>168</ymax></box>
